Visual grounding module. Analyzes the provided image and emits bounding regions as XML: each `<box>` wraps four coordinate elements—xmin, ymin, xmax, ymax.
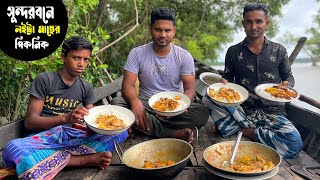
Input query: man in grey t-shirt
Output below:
<box><xmin>111</xmin><ymin>7</ymin><xmax>209</xmax><ymax>142</ymax></box>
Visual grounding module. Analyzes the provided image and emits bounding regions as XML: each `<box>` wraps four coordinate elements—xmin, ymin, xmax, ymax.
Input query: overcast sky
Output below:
<box><xmin>218</xmin><ymin>0</ymin><xmax>319</xmax><ymax>61</ymax></box>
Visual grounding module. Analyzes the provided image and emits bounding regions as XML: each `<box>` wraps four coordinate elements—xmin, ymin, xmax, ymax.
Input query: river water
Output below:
<box><xmin>291</xmin><ymin>63</ymin><xmax>320</xmax><ymax>114</ymax></box>
<box><xmin>211</xmin><ymin>63</ymin><xmax>320</xmax><ymax>114</ymax></box>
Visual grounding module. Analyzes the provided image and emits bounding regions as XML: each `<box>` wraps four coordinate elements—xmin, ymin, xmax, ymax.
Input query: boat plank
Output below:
<box><xmin>203</xmin><ymin>118</ymin><xmax>227</xmax><ymax>143</ymax></box>
<box><xmin>93</xmin><ymin>166</ymin><xmax>129</xmax><ymax>180</ymax></box>
<box><xmin>280</xmin><ymin>159</ymin><xmax>305</xmax><ymax>180</ymax></box>
<box><xmin>172</xmin><ymin>167</ymin><xmax>198</xmax><ymax>180</ymax></box>
<box><xmin>189</xmin><ymin>148</ymin><xmax>198</xmax><ymax>167</ymax></box>
<box><xmin>285</xmin><ymin>150</ymin><xmax>320</xmax><ymax>166</ymax></box>
<box><xmin>91</xmin><ymin>166</ymin><xmax>200</xmax><ymax>180</ymax></box>
<box><xmin>53</xmin><ymin>167</ymin><xmax>99</xmax><ymax>180</ymax></box>
<box><xmin>287</xmin><ymin>104</ymin><xmax>320</xmax><ymax>130</ymax></box>
<box><xmin>0</xmin><ymin>118</ymin><xmax>25</xmax><ymax>150</ymax></box>
<box><xmin>93</xmin><ymin>77</ymin><xmax>123</xmax><ymax>104</ymax></box>
<box><xmin>192</xmin><ymin>167</ymin><xmax>222</xmax><ymax>179</ymax></box>
<box><xmin>273</xmin><ymin>167</ymin><xmax>293</xmax><ymax>180</ymax></box>
<box><xmin>193</xmin><ymin>126</ymin><xmax>212</xmax><ymax>166</ymax></box>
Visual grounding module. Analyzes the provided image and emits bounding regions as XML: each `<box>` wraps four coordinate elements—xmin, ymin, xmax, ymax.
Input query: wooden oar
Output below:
<box><xmin>299</xmin><ymin>95</ymin><xmax>320</xmax><ymax>109</ymax></box>
<box><xmin>289</xmin><ymin>37</ymin><xmax>307</xmax><ymax>66</ymax></box>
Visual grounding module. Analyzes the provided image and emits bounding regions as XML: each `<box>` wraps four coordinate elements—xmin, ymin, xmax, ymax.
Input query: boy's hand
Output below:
<box><xmin>65</xmin><ymin>107</ymin><xmax>89</xmax><ymax>124</ymax></box>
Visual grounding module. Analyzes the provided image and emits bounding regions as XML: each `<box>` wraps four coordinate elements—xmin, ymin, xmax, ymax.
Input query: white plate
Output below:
<box><xmin>199</xmin><ymin>72</ymin><xmax>222</xmax><ymax>86</ymax></box>
<box><xmin>254</xmin><ymin>83</ymin><xmax>299</xmax><ymax>103</ymax></box>
<box><xmin>148</xmin><ymin>91</ymin><xmax>191</xmax><ymax>117</ymax></box>
<box><xmin>203</xmin><ymin>160</ymin><xmax>279</xmax><ymax>180</ymax></box>
<box><xmin>206</xmin><ymin>83</ymin><xmax>249</xmax><ymax>107</ymax></box>
<box><xmin>84</xmin><ymin>105</ymin><xmax>135</xmax><ymax>135</ymax></box>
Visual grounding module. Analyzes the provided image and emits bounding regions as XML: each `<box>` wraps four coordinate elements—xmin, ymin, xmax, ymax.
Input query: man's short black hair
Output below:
<box><xmin>62</xmin><ymin>36</ymin><xmax>93</xmax><ymax>56</ymax></box>
<box><xmin>243</xmin><ymin>3</ymin><xmax>269</xmax><ymax>17</ymax></box>
<box><xmin>151</xmin><ymin>7</ymin><xmax>176</xmax><ymax>26</ymax></box>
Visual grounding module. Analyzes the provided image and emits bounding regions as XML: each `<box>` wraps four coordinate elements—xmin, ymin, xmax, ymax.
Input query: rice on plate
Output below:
<box><xmin>206</xmin><ymin>83</ymin><xmax>248</xmax><ymax>107</ymax></box>
<box><xmin>84</xmin><ymin>105</ymin><xmax>135</xmax><ymax>135</ymax></box>
<box><xmin>148</xmin><ymin>91</ymin><xmax>191</xmax><ymax>117</ymax></box>
<box><xmin>254</xmin><ymin>83</ymin><xmax>299</xmax><ymax>103</ymax></box>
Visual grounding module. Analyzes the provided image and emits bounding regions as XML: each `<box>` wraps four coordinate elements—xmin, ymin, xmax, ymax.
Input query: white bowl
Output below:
<box><xmin>206</xmin><ymin>83</ymin><xmax>249</xmax><ymax>107</ymax></box>
<box><xmin>148</xmin><ymin>91</ymin><xmax>191</xmax><ymax>117</ymax></box>
<box><xmin>199</xmin><ymin>72</ymin><xmax>222</xmax><ymax>86</ymax></box>
<box><xmin>197</xmin><ymin>72</ymin><xmax>222</xmax><ymax>97</ymax></box>
<box><xmin>84</xmin><ymin>105</ymin><xmax>135</xmax><ymax>135</ymax></box>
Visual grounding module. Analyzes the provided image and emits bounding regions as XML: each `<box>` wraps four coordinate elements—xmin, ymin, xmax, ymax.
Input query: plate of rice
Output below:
<box><xmin>206</xmin><ymin>83</ymin><xmax>248</xmax><ymax>107</ymax></box>
<box><xmin>84</xmin><ymin>105</ymin><xmax>135</xmax><ymax>135</ymax></box>
<box><xmin>148</xmin><ymin>91</ymin><xmax>191</xmax><ymax>117</ymax></box>
<box><xmin>254</xmin><ymin>83</ymin><xmax>299</xmax><ymax>103</ymax></box>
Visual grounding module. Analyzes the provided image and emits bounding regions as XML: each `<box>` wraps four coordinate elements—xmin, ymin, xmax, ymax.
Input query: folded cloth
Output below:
<box><xmin>2</xmin><ymin>125</ymin><xmax>128</xmax><ymax>180</ymax></box>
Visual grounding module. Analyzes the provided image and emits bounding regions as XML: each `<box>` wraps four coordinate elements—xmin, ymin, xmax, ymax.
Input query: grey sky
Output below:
<box><xmin>218</xmin><ymin>0</ymin><xmax>319</xmax><ymax>61</ymax></box>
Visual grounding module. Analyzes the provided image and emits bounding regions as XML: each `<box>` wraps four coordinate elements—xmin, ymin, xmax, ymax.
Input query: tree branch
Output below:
<box><xmin>94</xmin><ymin>0</ymin><xmax>107</xmax><ymax>30</ymax></box>
<box><xmin>94</xmin><ymin>0</ymin><xmax>139</xmax><ymax>55</ymax></box>
<box><xmin>108</xmin><ymin>19</ymin><xmax>135</xmax><ymax>34</ymax></box>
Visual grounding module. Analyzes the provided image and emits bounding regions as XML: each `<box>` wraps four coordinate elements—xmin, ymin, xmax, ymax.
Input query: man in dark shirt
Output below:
<box><xmin>202</xmin><ymin>3</ymin><xmax>302</xmax><ymax>159</ymax></box>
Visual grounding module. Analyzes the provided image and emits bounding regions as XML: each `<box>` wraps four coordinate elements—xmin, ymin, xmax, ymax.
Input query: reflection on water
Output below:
<box><xmin>291</xmin><ymin>63</ymin><xmax>320</xmax><ymax>114</ymax></box>
<box><xmin>211</xmin><ymin>63</ymin><xmax>320</xmax><ymax>114</ymax></box>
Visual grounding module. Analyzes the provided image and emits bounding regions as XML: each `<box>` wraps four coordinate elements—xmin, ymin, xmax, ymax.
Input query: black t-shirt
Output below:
<box><xmin>27</xmin><ymin>71</ymin><xmax>95</xmax><ymax>117</ymax></box>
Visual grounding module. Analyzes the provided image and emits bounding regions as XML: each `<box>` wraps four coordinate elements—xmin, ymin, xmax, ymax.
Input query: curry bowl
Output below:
<box><xmin>196</xmin><ymin>72</ymin><xmax>222</xmax><ymax>97</ymax></box>
<box><xmin>148</xmin><ymin>91</ymin><xmax>191</xmax><ymax>117</ymax></box>
<box><xmin>203</xmin><ymin>141</ymin><xmax>281</xmax><ymax>176</ymax></box>
<box><xmin>200</xmin><ymin>72</ymin><xmax>222</xmax><ymax>86</ymax></box>
<box><xmin>115</xmin><ymin>138</ymin><xmax>193</xmax><ymax>179</ymax></box>
<box><xmin>84</xmin><ymin>105</ymin><xmax>135</xmax><ymax>135</ymax></box>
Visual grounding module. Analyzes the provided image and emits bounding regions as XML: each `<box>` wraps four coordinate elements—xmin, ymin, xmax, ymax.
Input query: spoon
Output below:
<box><xmin>222</xmin><ymin>131</ymin><xmax>243</xmax><ymax>167</ymax></box>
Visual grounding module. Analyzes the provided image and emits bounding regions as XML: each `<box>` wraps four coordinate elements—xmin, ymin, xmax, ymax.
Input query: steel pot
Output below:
<box><xmin>203</xmin><ymin>141</ymin><xmax>281</xmax><ymax>176</ymax></box>
<box><xmin>115</xmin><ymin>138</ymin><xmax>193</xmax><ymax>179</ymax></box>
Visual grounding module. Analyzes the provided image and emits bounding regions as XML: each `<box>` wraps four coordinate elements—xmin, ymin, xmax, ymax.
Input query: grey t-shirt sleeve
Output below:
<box><xmin>27</xmin><ymin>72</ymin><xmax>49</xmax><ymax>101</ymax></box>
<box><xmin>124</xmin><ymin>48</ymin><xmax>139</xmax><ymax>75</ymax></box>
<box><xmin>180</xmin><ymin>51</ymin><xmax>195</xmax><ymax>75</ymax></box>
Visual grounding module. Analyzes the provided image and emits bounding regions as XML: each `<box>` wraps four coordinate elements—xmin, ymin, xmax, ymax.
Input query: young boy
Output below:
<box><xmin>2</xmin><ymin>36</ymin><xmax>127</xmax><ymax>179</ymax></box>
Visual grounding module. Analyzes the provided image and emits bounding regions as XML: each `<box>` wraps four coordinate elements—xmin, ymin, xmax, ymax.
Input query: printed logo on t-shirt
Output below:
<box><xmin>151</xmin><ymin>63</ymin><xmax>168</xmax><ymax>77</ymax></box>
<box><xmin>44</xmin><ymin>95</ymin><xmax>80</xmax><ymax>114</ymax></box>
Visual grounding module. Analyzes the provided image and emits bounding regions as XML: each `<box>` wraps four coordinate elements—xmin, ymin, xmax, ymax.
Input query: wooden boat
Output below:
<box><xmin>1</xmin><ymin>38</ymin><xmax>320</xmax><ymax>179</ymax></box>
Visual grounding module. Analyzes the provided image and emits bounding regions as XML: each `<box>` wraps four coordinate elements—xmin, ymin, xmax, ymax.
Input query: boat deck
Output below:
<box><xmin>1</xmin><ymin>78</ymin><xmax>320</xmax><ymax>179</ymax></box>
<box><xmin>51</xmin><ymin>119</ymin><xmax>320</xmax><ymax>180</ymax></box>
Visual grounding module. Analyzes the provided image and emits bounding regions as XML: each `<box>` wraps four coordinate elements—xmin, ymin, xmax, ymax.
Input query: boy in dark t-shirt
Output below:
<box><xmin>2</xmin><ymin>36</ymin><xmax>128</xmax><ymax>179</ymax></box>
<box><xmin>27</xmin><ymin>71</ymin><xmax>94</xmax><ymax>117</ymax></box>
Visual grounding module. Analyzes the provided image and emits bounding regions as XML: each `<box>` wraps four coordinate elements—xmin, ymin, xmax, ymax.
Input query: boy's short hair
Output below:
<box><xmin>243</xmin><ymin>3</ymin><xmax>269</xmax><ymax>17</ymax></box>
<box><xmin>151</xmin><ymin>7</ymin><xmax>176</xmax><ymax>26</ymax></box>
<box><xmin>62</xmin><ymin>36</ymin><xmax>93</xmax><ymax>56</ymax></box>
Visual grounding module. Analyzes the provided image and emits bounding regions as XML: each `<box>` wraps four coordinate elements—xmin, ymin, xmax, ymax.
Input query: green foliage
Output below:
<box><xmin>102</xmin><ymin>0</ymin><xmax>289</xmax><ymax>67</ymax></box>
<box><xmin>305</xmin><ymin>8</ymin><xmax>320</xmax><ymax>66</ymax></box>
<box><xmin>0</xmin><ymin>52</ymin><xmax>30</xmax><ymax>121</ymax></box>
<box><xmin>285</xmin><ymin>0</ymin><xmax>320</xmax><ymax>66</ymax></box>
<box><xmin>0</xmin><ymin>0</ymin><xmax>110</xmax><ymax>121</ymax></box>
